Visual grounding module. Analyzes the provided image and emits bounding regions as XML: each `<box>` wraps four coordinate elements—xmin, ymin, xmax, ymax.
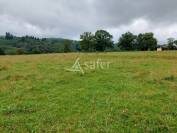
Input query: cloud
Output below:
<box><xmin>107</xmin><ymin>18</ymin><xmax>177</xmax><ymax>43</ymax></box>
<box><xmin>0</xmin><ymin>0</ymin><xmax>177</xmax><ymax>42</ymax></box>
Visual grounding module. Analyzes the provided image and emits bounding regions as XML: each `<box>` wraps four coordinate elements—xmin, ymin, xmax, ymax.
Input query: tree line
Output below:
<box><xmin>0</xmin><ymin>31</ymin><xmax>177</xmax><ymax>55</ymax></box>
<box><xmin>80</xmin><ymin>30</ymin><xmax>177</xmax><ymax>52</ymax></box>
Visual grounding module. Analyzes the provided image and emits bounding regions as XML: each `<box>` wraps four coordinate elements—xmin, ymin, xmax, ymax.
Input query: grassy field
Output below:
<box><xmin>0</xmin><ymin>51</ymin><xmax>177</xmax><ymax>132</ymax></box>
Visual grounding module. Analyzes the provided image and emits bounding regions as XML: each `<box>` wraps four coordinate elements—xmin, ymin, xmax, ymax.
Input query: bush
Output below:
<box><xmin>0</xmin><ymin>48</ymin><xmax>5</xmax><ymax>55</ymax></box>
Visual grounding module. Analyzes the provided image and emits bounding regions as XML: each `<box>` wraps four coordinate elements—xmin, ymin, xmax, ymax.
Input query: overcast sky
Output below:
<box><xmin>0</xmin><ymin>0</ymin><xmax>177</xmax><ymax>43</ymax></box>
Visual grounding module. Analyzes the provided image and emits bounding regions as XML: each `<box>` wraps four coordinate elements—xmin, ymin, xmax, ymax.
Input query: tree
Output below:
<box><xmin>94</xmin><ymin>30</ymin><xmax>113</xmax><ymax>51</ymax></box>
<box><xmin>5</xmin><ymin>32</ymin><xmax>14</xmax><ymax>40</ymax></box>
<box><xmin>0</xmin><ymin>48</ymin><xmax>5</xmax><ymax>55</ymax></box>
<box><xmin>174</xmin><ymin>40</ymin><xmax>177</xmax><ymax>45</ymax></box>
<box><xmin>136</xmin><ymin>33</ymin><xmax>157</xmax><ymax>51</ymax></box>
<box><xmin>63</xmin><ymin>40</ymin><xmax>72</xmax><ymax>53</ymax></box>
<box><xmin>167</xmin><ymin>38</ymin><xmax>176</xmax><ymax>50</ymax></box>
<box><xmin>118</xmin><ymin>32</ymin><xmax>137</xmax><ymax>50</ymax></box>
<box><xmin>80</xmin><ymin>32</ymin><xmax>95</xmax><ymax>52</ymax></box>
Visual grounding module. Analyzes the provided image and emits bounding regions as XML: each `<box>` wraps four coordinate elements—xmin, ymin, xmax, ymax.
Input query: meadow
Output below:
<box><xmin>0</xmin><ymin>51</ymin><xmax>177</xmax><ymax>132</ymax></box>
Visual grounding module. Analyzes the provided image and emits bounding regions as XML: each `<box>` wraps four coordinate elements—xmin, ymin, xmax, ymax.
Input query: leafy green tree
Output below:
<box><xmin>0</xmin><ymin>48</ymin><xmax>5</xmax><ymax>55</ymax></box>
<box><xmin>174</xmin><ymin>40</ymin><xmax>177</xmax><ymax>45</ymax></box>
<box><xmin>5</xmin><ymin>32</ymin><xmax>14</xmax><ymax>40</ymax></box>
<box><xmin>80</xmin><ymin>32</ymin><xmax>95</xmax><ymax>52</ymax></box>
<box><xmin>63</xmin><ymin>40</ymin><xmax>72</xmax><ymax>53</ymax></box>
<box><xmin>136</xmin><ymin>33</ymin><xmax>157</xmax><ymax>51</ymax></box>
<box><xmin>167</xmin><ymin>38</ymin><xmax>176</xmax><ymax>50</ymax></box>
<box><xmin>94</xmin><ymin>30</ymin><xmax>113</xmax><ymax>51</ymax></box>
<box><xmin>118</xmin><ymin>32</ymin><xmax>137</xmax><ymax>50</ymax></box>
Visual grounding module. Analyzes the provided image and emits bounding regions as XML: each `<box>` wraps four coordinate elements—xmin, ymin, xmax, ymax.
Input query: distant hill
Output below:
<box><xmin>0</xmin><ymin>35</ymin><xmax>80</xmax><ymax>55</ymax></box>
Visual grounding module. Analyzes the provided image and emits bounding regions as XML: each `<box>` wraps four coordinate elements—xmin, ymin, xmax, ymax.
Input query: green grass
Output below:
<box><xmin>0</xmin><ymin>51</ymin><xmax>177</xmax><ymax>132</ymax></box>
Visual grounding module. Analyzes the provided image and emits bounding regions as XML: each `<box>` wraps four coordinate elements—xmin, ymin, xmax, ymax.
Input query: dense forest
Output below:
<box><xmin>0</xmin><ymin>32</ymin><xmax>80</xmax><ymax>55</ymax></box>
<box><xmin>0</xmin><ymin>31</ymin><xmax>177</xmax><ymax>55</ymax></box>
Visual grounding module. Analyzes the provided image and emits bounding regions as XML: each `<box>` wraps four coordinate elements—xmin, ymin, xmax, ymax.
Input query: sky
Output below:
<box><xmin>0</xmin><ymin>0</ymin><xmax>177</xmax><ymax>43</ymax></box>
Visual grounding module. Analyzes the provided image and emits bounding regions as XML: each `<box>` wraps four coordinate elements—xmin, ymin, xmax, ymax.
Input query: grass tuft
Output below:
<box><xmin>163</xmin><ymin>75</ymin><xmax>176</xmax><ymax>81</ymax></box>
